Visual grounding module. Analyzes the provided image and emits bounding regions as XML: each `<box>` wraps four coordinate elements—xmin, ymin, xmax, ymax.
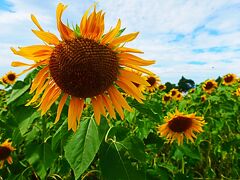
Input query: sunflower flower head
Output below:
<box><xmin>162</xmin><ymin>93</ymin><xmax>171</xmax><ymax>104</ymax></box>
<box><xmin>175</xmin><ymin>92</ymin><xmax>183</xmax><ymax>101</ymax></box>
<box><xmin>144</xmin><ymin>74</ymin><xmax>160</xmax><ymax>92</ymax></box>
<box><xmin>235</xmin><ymin>87</ymin><xmax>240</xmax><ymax>96</ymax></box>
<box><xmin>158</xmin><ymin>84</ymin><xmax>166</xmax><ymax>91</ymax></box>
<box><xmin>1</xmin><ymin>71</ymin><xmax>17</xmax><ymax>85</ymax></box>
<box><xmin>201</xmin><ymin>94</ymin><xmax>207</xmax><ymax>102</ymax></box>
<box><xmin>11</xmin><ymin>3</ymin><xmax>155</xmax><ymax>132</ymax></box>
<box><xmin>169</xmin><ymin>88</ymin><xmax>180</xmax><ymax>99</ymax></box>
<box><xmin>189</xmin><ymin>88</ymin><xmax>195</xmax><ymax>93</ymax></box>
<box><xmin>202</xmin><ymin>79</ymin><xmax>218</xmax><ymax>94</ymax></box>
<box><xmin>222</xmin><ymin>73</ymin><xmax>237</xmax><ymax>86</ymax></box>
<box><xmin>0</xmin><ymin>139</ymin><xmax>15</xmax><ymax>169</ymax></box>
<box><xmin>157</xmin><ymin>110</ymin><xmax>206</xmax><ymax>145</ymax></box>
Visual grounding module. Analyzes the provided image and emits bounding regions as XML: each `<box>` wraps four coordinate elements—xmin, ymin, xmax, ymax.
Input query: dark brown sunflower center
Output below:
<box><xmin>168</xmin><ymin>116</ymin><xmax>193</xmax><ymax>132</ymax></box>
<box><xmin>133</xmin><ymin>82</ymin><xmax>140</xmax><ymax>88</ymax></box>
<box><xmin>7</xmin><ymin>74</ymin><xmax>16</xmax><ymax>81</ymax></box>
<box><xmin>0</xmin><ymin>146</ymin><xmax>11</xmax><ymax>160</ymax></box>
<box><xmin>171</xmin><ymin>90</ymin><xmax>177</xmax><ymax>96</ymax></box>
<box><xmin>49</xmin><ymin>38</ymin><xmax>119</xmax><ymax>98</ymax></box>
<box><xmin>159</xmin><ymin>85</ymin><xmax>165</xmax><ymax>90</ymax></box>
<box><xmin>201</xmin><ymin>96</ymin><xmax>206</xmax><ymax>101</ymax></box>
<box><xmin>205</xmin><ymin>82</ymin><xmax>213</xmax><ymax>90</ymax></box>
<box><xmin>224</xmin><ymin>76</ymin><xmax>233</xmax><ymax>83</ymax></box>
<box><xmin>164</xmin><ymin>95</ymin><xmax>170</xmax><ymax>101</ymax></box>
<box><xmin>147</xmin><ymin>77</ymin><xmax>156</xmax><ymax>86</ymax></box>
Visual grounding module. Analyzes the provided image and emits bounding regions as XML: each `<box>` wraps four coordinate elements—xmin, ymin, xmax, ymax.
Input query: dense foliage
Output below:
<box><xmin>0</xmin><ymin>72</ymin><xmax>239</xmax><ymax>179</ymax></box>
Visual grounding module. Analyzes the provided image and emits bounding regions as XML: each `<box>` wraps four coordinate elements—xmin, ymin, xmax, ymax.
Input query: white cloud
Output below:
<box><xmin>0</xmin><ymin>0</ymin><xmax>239</xmax><ymax>84</ymax></box>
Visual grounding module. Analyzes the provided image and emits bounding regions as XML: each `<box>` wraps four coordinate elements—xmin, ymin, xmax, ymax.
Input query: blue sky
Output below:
<box><xmin>0</xmin><ymin>0</ymin><xmax>239</xmax><ymax>83</ymax></box>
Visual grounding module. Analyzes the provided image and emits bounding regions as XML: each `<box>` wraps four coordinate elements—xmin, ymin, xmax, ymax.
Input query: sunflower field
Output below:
<box><xmin>0</xmin><ymin>2</ymin><xmax>240</xmax><ymax>180</ymax></box>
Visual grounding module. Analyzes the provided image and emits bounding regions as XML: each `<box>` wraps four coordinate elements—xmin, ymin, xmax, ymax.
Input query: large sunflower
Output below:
<box><xmin>11</xmin><ymin>3</ymin><xmax>155</xmax><ymax>132</ymax></box>
<box><xmin>1</xmin><ymin>71</ymin><xmax>17</xmax><ymax>85</ymax></box>
<box><xmin>144</xmin><ymin>74</ymin><xmax>160</xmax><ymax>92</ymax></box>
<box><xmin>222</xmin><ymin>73</ymin><xmax>237</xmax><ymax>86</ymax></box>
<box><xmin>202</xmin><ymin>79</ymin><xmax>218</xmax><ymax>94</ymax></box>
<box><xmin>0</xmin><ymin>139</ymin><xmax>15</xmax><ymax>169</ymax></box>
<box><xmin>157</xmin><ymin>110</ymin><xmax>205</xmax><ymax>145</ymax></box>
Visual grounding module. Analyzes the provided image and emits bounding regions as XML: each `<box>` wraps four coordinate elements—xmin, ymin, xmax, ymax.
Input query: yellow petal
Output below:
<box><xmin>56</xmin><ymin>3</ymin><xmax>75</xmax><ymax>40</ymax></box>
<box><xmin>119</xmin><ymin>69</ymin><xmax>150</xmax><ymax>86</ymax></box>
<box><xmin>55</xmin><ymin>94</ymin><xmax>68</xmax><ymax>123</ymax></box>
<box><xmin>76</xmin><ymin>98</ymin><xmax>85</xmax><ymax>123</ymax></box>
<box><xmin>101</xmin><ymin>19</ymin><xmax>121</xmax><ymax>44</ymax></box>
<box><xmin>92</xmin><ymin>97</ymin><xmax>101</xmax><ymax>125</ymax></box>
<box><xmin>108</xmin><ymin>86</ymin><xmax>132</xmax><ymax>112</ymax></box>
<box><xmin>96</xmin><ymin>95</ymin><xmax>106</xmax><ymax>116</ymax></box>
<box><xmin>11</xmin><ymin>61</ymin><xmax>31</xmax><ymax>67</ymax></box>
<box><xmin>116</xmin><ymin>47</ymin><xmax>143</xmax><ymax>54</ymax></box>
<box><xmin>101</xmin><ymin>94</ymin><xmax>116</xmax><ymax>119</ymax></box>
<box><xmin>32</xmin><ymin>30</ymin><xmax>60</xmax><ymax>45</ymax></box>
<box><xmin>110</xmin><ymin>32</ymin><xmax>139</xmax><ymax>47</ymax></box>
<box><xmin>31</xmin><ymin>14</ymin><xmax>44</xmax><ymax>31</ymax></box>
<box><xmin>11</xmin><ymin>45</ymin><xmax>52</xmax><ymax>62</ymax></box>
<box><xmin>119</xmin><ymin>53</ymin><xmax>155</xmax><ymax>66</ymax></box>
<box><xmin>116</xmin><ymin>80</ymin><xmax>143</xmax><ymax>103</ymax></box>
<box><xmin>108</xmin><ymin>87</ymin><xmax>124</xmax><ymax>119</ymax></box>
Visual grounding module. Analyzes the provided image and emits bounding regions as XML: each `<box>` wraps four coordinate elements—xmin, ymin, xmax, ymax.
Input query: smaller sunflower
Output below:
<box><xmin>162</xmin><ymin>93</ymin><xmax>171</xmax><ymax>104</ymax></box>
<box><xmin>201</xmin><ymin>95</ymin><xmax>207</xmax><ymax>102</ymax></box>
<box><xmin>144</xmin><ymin>74</ymin><xmax>160</xmax><ymax>92</ymax></box>
<box><xmin>189</xmin><ymin>88</ymin><xmax>195</xmax><ymax>93</ymax></box>
<box><xmin>157</xmin><ymin>110</ymin><xmax>205</xmax><ymax>145</ymax></box>
<box><xmin>202</xmin><ymin>79</ymin><xmax>218</xmax><ymax>94</ymax></box>
<box><xmin>1</xmin><ymin>71</ymin><xmax>18</xmax><ymax>85</ymax></box>
<box><xmin>169</xmin><ymin>88</ymin><xmax>180</xmax><ymax>99</ymax></box>
<box><xmin>0</xmin><ymin>139</ymin><xmax>15</xmax><ymax>169</ymax></box>
<box><xmin>0</xmin><ymin>76</ymin><xmax>8</xmax><ymax>84</ymax></box>
<box><xmin>222</xmin><ymin>73</ymin><xmax>237</xmax><ymax>86</ymax></box>
<box><xmin>159</xmin><ymin>84</ymin><xmax>166</xmax><ymax>91</ymax></box>
<box><xmin>175</xmin><ymin>92</ymin><xmax>183</xmax><ymax>101</ymax></box>
<box><xmin>235</xmin><ymin>87</ymin><xmax>240</xmax><ymax>96</ymax></box>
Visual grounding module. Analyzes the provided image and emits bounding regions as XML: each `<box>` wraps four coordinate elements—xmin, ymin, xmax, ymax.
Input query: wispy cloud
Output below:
<box><xmin>0</xmin><ymin>0</ymin><xmax>239</xmax><ymax>84</ymax></box>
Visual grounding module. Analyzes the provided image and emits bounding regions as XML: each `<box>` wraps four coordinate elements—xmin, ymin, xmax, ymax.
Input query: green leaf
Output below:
<box><xmin>180</xmin><ymin>145</ymin><xmax>201</xmax><ymax>160</ymax></box>
<box><xmin>121</xmin><ymin>136</ymin><xmax>146</xmax><ymax>162</ymax></box>
<box><xmin>7</xmin><ymin>81</ymin><xmax>31</xmax><ymax>105</ymax></box>
<box><xmin>173</xmin><ymin>149</ymin><xmax>184</xmax><ymax>161</ymax></box>
<box><xmin>130</xmin><ymin>100</ymin><xmax>160</xmax><ymax>121</ymax></box>
<box><xmin>51</xmin><ymin>120</ymin><xmax>68</xmax><ymax>151</ymax></box>
<box><xmin>64</xmin><ymin>117</ymin><xmax>109</xmax><ymax>179</ymax></box>
<box><xmin>25</xmin><ymin>141</ymin><xmax>57</xmax><ymax>179</ymax></box>
<box><xmin>13</xmin><ymin>106</ymin><xmax>40</xmax><ymax>135</ymax></box>
<box><xmin>99</xmin><ymin>142</ymin><xmax>145</xmax><ymax>180</ymax></box>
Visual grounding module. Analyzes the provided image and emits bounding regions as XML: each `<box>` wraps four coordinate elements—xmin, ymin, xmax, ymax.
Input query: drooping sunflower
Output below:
<box><xmin>169</xmin><ymin>88</ymin><xmax>179</xmax><ymax>99</ymax></box>
<box><xmin>162</xmin><ymin>93</ymin><xmax>171</xmax><ymax>104</ymax></box>
<box><xmin>1</xmin><ymin>71</ymin><xmax>18</xmax><ymax>85</ymax></box>
<box><xmin>158</xmin><ymin>84</ymin><xmax>166</xmax><ymax>91</ymax></box>
<box><xmin>144</xmin><ymin>74</ymin><xmax>160</xmax><ymax>92</ymax></box>
<box><xmin>202</xmin><ymin>79</ymin><xmax>218</xmax><ymax>94</ymax></box>
<box><xmin>157</xmin><ymin>110</ymin><xmax>205</xmax><ymax>145</ymax></box>
<box><xmin>201</xmin><ymin>94</ymin><xmax>207</xmax><ymax>102</ymax></box>
<box><xmin>11</xmin><ymin>3</ymin><xmax>155</xmax><ymax>132</ymax></box>
<box><xmin>0</xmin><ymin>139</ymin><xmax>15</xmax><ymax>169</ymax></box>
<box><xmin>222</xmin><ymin>73</ymin><xmax>237</xmax><ymax>86</ymax></box>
